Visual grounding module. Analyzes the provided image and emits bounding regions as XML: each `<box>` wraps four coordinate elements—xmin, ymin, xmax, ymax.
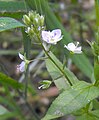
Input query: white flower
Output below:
<box><xmin>64</xmin><ymin>42</ymin><xmax>82</xmax><ymax>54</ymax></box>
<box><xmin>17</xmin><ymin>53</ymin><xmax>25</xmax><ymax>72</ymax></box>
<box><xmin>41</xmin><ymin>29</ymin><xmax>63</xmax><ymax>44</ymax></box>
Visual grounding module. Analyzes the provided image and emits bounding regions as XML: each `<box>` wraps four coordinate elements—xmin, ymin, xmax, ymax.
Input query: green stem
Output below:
<box><xmin>43</xmin><ymin>46</ymin><xmax>72</xmax><ymax>86</ymax></box>
<box><xmin>21</xmin><ymin>28</ymin><xmax>31</xmax><ymax>100</ymax></box>
<box><xmin>24</xmin><ymin>66</ymin><xmax>29</xmax><ymax>99</ymax></box>
<box><xmin>37</xmin><ymin>36</ymin><xmax>72</xmax><ymax>86</ymax></box>
<box><xmin>95</xmin><ymin>0</ymin><xmax>99</xmax><ymax>44</ymax></box>
<box><xmin>95</xmin><ymin>0</ymin><xmax>99</xmax><ymax>27</ymax></box>
<box><xmin>18</xmin><ymin>90</ymin><xmax>40</xmax><ymax>120</ymax></box>
<box><xmin>29</xmin><ymin>56</ymin><xmax>48</xmax><ymax>62</ymax></box>
<box><xmin>94</xmin><ymin>0</ymin><xmax>99</xmax><ymax>85</ymax></box>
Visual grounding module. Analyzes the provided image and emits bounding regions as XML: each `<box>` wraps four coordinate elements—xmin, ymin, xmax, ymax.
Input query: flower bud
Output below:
<box><xmin>28</xmin><ymin>11</ymin><xmax>35</xmax><ymax>22</ymax></box>
<box><xmin>38</xmin><ymin>80</ymin><xmax>52</xmax><ymax>89</ymax></box>
<box><xmin>23</xmin><ymin>15</ymin><xmax>31</xmax><ymax>26</ymax></box>
<box><xmin>40</xmin><ymin>15</ymin><xmax>44</xmax><ymax>26</ymax></box>
<box><xmin>92</xmin><ymin>42</ymin><xmax>99</xmax><ymax>56</ymax></box>
<box><xmin>23</xmin><ymin>11</ymin><xmax>45</xmax><ymax>39</ymax></box>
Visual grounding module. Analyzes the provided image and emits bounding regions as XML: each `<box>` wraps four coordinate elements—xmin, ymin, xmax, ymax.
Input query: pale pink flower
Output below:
<box><xmin>17</xmin><ymin>53</ymin><xmax>25</xmax><ymax>72</ymax></box>
<box><xmin>42</xmin><ymin>29</ymin><xmax>63</xmax><ymax>44</ymax></box>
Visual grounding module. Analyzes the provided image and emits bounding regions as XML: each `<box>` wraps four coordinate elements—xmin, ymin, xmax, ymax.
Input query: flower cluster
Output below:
<box><xmin>18</xmin><ymin>12</ymin><xmax>82</xmax><ymax>72</ymax></box>
<box><xmin>23</xmin><ymin>11</ymin><xmax>45</xmax><ymax>38</ymax></box>
<box><xmin>41</xmin><ymin>29</ymin><xmax>82</xmax><ymax>53</ymax></box>
<box><xmin>18</xmin><ymin>11</ymin><xmax>82</xmax><ymax>91</ymax></box>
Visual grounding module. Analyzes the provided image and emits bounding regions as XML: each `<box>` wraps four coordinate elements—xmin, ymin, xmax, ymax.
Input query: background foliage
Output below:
<box><xmin>0</xmin><ymin>0</ymin><xmax>99</xmax><ymax>120</ymax></box>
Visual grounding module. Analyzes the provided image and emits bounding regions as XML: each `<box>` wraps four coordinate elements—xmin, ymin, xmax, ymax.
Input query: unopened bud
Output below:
<box><xmin>29</xmin><ymin>11</ymin><xmax>34</xmax><ymax>21</ymax></box>
<box><xmin>23</xmin><ymin>15</ymin><xmax>31</xmax><ymax>26</ymax></box>
<box><xmin>92</xmin><ymin>42</ymin><xmax>99</xmax><ymax>56</ymax></box>
<box><xmin>38</xmin><ymin>80</ymin><xmax>52</xmax><ymax>89</ymax></box>
<box><xmin>40</xmin><ymin>15</ymin><xmax>44</xmax><ymax>26</ymax></box>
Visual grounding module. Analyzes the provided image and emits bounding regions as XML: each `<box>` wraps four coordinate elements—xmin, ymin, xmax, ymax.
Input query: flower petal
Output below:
<box><xmin>74</xmin><ymin>47</ymin><xmax>82</xmax><ymax>54</ymax></box>
<box><xmin>25</xmin><ymin>27</ymin><xmax>31</xmax><ymax>33</ymax></box>
<box><xmin>51</xmin><ymin>29</ymin><xmax>61</xmax><ymax>39</ymax></box>
<box><xmin>38</xmin><ymin>85</ymin><xmax>44</xmax><ymax>89</ymax></box>
<box><xmin>42</xmin><ymin>31</ymin><xmax>51</xmax><ymax>43</ymax></box>
<box><xmin>76</xmin><ymin>46</ymin><xmax>82</xmax><ymax>51</ymax></box>
<box><xmin>52</xmin><ymin>36</ymin><xmax>63</xmax><ymax>44</ymax></box>
<box><xmin>74</xmin><ymin>50</ymin><xmax>82</xmax><ymax>54</ymax></box>
<box><xmin>67</xmin><ymin>43</ymin><xmax>76</xmax><ymax>51</ymax></box>
<box><xmin>64</xmin><ymin>44</ymin><xmax>69</xmax><ymax>49</ymax></box>
<box><xmin>19</xmin><ymin>61</ymin><xmax>25</xmax><ymax>72</ymax></box>
<box><xmin>18</xmin><ymin>53</ymin><xmax>24</xmax><ymax>60</ymax></box>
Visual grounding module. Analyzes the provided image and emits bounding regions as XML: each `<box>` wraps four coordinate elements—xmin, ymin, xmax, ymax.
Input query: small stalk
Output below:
<box><xmin>29</xmin><ymin>56</ymin><xmax>48</xmax><ymax>62</ymax></box>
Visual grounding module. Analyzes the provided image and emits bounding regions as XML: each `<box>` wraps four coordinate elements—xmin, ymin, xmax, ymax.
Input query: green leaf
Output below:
<box><xmin>0</xmin><ymin>112</ymin><xmax>18</xmax><ymax>120</ymax></box>
<box><xmin>42</xmin><ymin>81</ymin><xmax>99</xmax><ymax>120</ymax></box>
<box><xmin>0</xmin><ymin>95</ymin><xmax>25</xmax><ymax>119</ymax></box>
<box><xmin>0</xmin><ymin>95</ymin><xmax>24</xmax><ymax>120</ymax></box>
<box><xmin>90</xmin><ymin>110</ymin><xmax>99</xmax><ymax>119</ymax></box>
<box><xmin>0</xmin><ymin>1</ymin><xmax>30</xmax><ymax>19</ymax></box>
<box><xmin>0</xmin><ymin>17</ymin><xmax>25</xmax><ymax>32</ymax></box>
<box><xmin>76</xmin><ymin>110</ymin><xmax>99</xmax><ymax>120</ymax></box>
<box><xmin>0</xmin><ymin>96</ymin><xmax>16</xmax><ymax>110</ymax></box>
<box><xmin>0</xmin><ymin>96</ymin><xmax>24</xmax><ymax>120</ymax></box>
<box><xmin>0</xmin><ymin>105</ymin><xmax>8</xmax><ymax>115</ymax></box>
<box><xmin>0</xmin><ymin>72</ymin><xmax>23</xmax><ymax>89</ymax></box>
<box><xmin>93</xmin><ymin>99</ymin><xmax>99</xmax><ymax>110</ymax></box>
<box><xmin>46</xmin><ymin>52</ymin><xmax>79</xmax><ymax>90</ymax></box>
<box><xmin>0</xmin><ymin>1</ymin><xmax>28</xmax><ymax>12</ymax></box>
<box><xmin>25</xmin><ymin>0</ymin><xmax>93</xmax><ymax>79</ymax></box>
<box><xmin>0</xmin><ymin>12</ymin><xmax>25</xmax><ymax>19</ymax></box>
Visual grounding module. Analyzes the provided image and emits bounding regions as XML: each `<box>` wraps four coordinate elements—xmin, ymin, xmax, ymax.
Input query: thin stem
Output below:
<box><xmin>21</xmin><ymin>28</ymin><xmax>31</xmax><ymax>100</ymax></box>
<box><xmin>95</xmin><ymin>0</ymin><xmax>99</xmax><ymax>44</ymax></box>
<box><xmin>25</xmin><ymin>100</ymin><xmax>40</xmax><ymax>120</ymax></box>
<box><xmin>29</xmin><ymin>56</ymin><xmax>48</xmax><ymax>63</ymax></box>
<box><xmin>24</xmin><ymin>65</ymin><xmax>29</xmax><ymax>99</ymax></box>
<box><xmin>37</xmin><ymin>35</ymin><xmax>72</xmax><ymax>86</ymax></box>
<box><xmin>18</xmin><ymin>90</ymin><xmax>40</xmax><ymax>120</ymax></box>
